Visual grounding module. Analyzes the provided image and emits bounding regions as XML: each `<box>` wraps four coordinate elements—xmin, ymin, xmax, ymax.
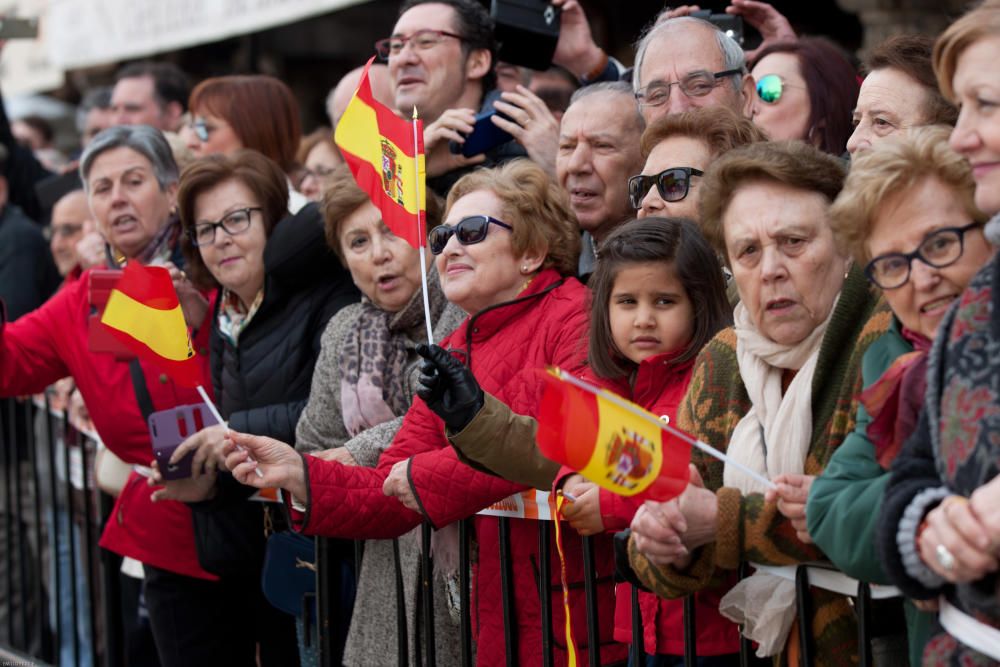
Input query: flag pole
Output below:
<box><xmin>412</xmin><ymin>105</ymin><xmax>434</xmax><ymax>344</ymax></box>
<box><xmin>196</xmin><ymin>384</ymin><xmax>263</xmax><ymax>479</ymax></box>
<box><xmin>555</xmin><ymin>369</ymin><xmax>777</xmax><ymax>490</ymax></box>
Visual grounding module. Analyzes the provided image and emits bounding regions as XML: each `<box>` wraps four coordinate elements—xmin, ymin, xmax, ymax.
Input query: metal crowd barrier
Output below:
<box><xmin>1</xmin><ymin>394</ymin><xmax>896</xmax><ymax>667</ymax></box>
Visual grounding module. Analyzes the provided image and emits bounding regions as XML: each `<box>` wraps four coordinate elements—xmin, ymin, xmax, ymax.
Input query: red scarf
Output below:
<box><xmin>859</xmin><ymin>327</ymin><xmax>931</xmax><ymax>468</ymax></box>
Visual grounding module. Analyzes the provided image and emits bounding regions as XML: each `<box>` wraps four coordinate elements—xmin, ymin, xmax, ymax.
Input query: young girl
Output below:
<box><xmin>557</xmin><ymin>217</ymin><xmax>739</xmax><ymax>666</ymax></box>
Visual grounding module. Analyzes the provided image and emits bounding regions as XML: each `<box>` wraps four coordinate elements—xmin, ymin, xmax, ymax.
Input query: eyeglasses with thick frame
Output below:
<box><xmin>628</xmin><ymin>167</ymin><xmax>705</xmax><ymax>210</ymax></box>
<box><xmin>864</xmin><ymin>222</ymin><xmax>983</xmax><ymax>290</ymax></box>
<box><xmin>375</xmin><ymin>29</ymin><xmax>465</xmax><ymax>60</ymax></box>
<box><xmin>189</xmin><ymin>207</ymin><xmax>262</xmax><ymax>247</ymax></box>
<box><xmin>428</xmin><ymin>215</ymin><xmax>513</xmax><ymax>255</ymax></box>
<box><xmin>634</xmin><ymin>69</ymin><xmax>743</xmax><ymax>108</ymax></box>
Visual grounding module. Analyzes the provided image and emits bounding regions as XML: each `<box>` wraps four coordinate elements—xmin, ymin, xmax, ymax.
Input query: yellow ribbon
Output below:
<box><xmin>554</xmin><ymin>492</ymin><xmax>578</xmax><ymax>666</ymax></box>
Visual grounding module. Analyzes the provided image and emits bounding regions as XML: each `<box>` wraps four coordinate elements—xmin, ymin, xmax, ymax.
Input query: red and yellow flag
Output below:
<box><xmin>537</xmin><ymin>369</ymin><xmax>691</xmax><ymax>502</ymax></box>
<box><xmin>334</xmin><ymin>57</ymin><xmax>426</xmax><ymax>249</ymax></box>
<box><xmin>99</xmin><ymin>262</ymin><xmax>203</xmax><ymax>388</ymax></box>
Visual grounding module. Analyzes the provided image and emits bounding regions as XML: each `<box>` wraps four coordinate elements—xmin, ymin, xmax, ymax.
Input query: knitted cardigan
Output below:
<box><xmin>628</xmin><ymin>266</ymin><xmax>888</xmax><ymax>667</ymax></box>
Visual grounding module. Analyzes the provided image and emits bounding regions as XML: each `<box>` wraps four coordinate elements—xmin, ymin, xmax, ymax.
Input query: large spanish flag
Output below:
<box><xmin>99</xmin><ymin>262</ymin><xmax>203</xmax><ymax>388</ymax></box>
<box><xmin>335</xmin><ymin>57</ymin><xmax>426</xmax><ymax>249</ymax></box>
<box><xmin>537</xmin><ymin>368</ymin><xmax>691</xmax><ymax>502</ymax></box>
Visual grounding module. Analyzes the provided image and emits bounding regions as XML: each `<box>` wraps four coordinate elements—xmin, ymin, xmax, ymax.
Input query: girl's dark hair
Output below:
<box><xmin>588</xmin><ymin>217</ymin><xmax>732</xmax><ymax>379</ymax></box>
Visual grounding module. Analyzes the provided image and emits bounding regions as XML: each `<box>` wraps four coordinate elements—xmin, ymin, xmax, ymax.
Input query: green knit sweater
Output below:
<box><xmin>629</xmin><ymin>266</ymin><xmax>889</xmax><ymax>667</ymax></box>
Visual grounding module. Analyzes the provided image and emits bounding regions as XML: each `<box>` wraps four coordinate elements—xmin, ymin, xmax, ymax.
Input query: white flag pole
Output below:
<box><xmin>554</xmin><ymin>369</ymin><xmax>777</xmax><ymax>490</ymax></box>
<box><xmin>412</xmin><ymin>106</ymin><xmax>434</xmax><ymax>345</ymax></box>
<box><xmin>196</xmin><ymin>384</ymin><xmax>263</xmax><ymax>479</ymax></box>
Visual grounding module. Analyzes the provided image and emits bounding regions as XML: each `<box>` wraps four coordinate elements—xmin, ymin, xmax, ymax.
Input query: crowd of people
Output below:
<box><xmin>1</xmin><ymin>0</ymin><xmax>999</xmax><ymax>665</ymax></box>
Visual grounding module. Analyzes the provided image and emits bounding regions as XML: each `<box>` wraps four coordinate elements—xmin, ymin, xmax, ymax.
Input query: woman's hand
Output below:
<box><xmin>416</xmin><ymin>344</ymin><xmax>484</xmax><ymax>432</ymax></box>
<box><xmin>168</xmin><ymin>424</ymin><xmax>228</xmax><ymax>478</ymax></box>
<box><xmin>918</xmin><ymin>495</ymin><xmax>998</xmax><ymax>583</ymax></box>
<box><xmin>311</xmin><ymin>447</ymin><xmax>358</xmax><ymax>466</ymax></box>
<box><xmin>765</xmin><ymin>473</ymin><xmax>815</xmax><ymax>544</ymax></box>
<box><xmin>222</xmin><ymin>431</ymin><xmax>308</xmax><ymax>502</ymax></box>
<box><xmin>149</xmin><ymin>459</ymin><xmax>217</xmax><ymax>503</ymax></box>
<box><xmin>657</xmin><ymin>4</ymin><xmax>703</xmax><ymax>21</ymax></box>
<box><xmin>559</xmin><ymin>474</ymin><xmax>604</xmax><ymax>536</ymax></box>
<box><xmin>675</xmin><ymin>465</ymin><xmax>718</xmax><ymax>550</ymax></box>
<box><xmin>631</xmin><ymin>500</ymin><xmax>691</xmax><ymax>568</ymax></box>
<box><xmin>970</xmin><ymin>476</ymin><xmax>1000</xmax><ymax>554</ymax></box>
<box><xmin>75</xmin><ymin>221</ymin><xmax>107</xmax><ymax>270</ymax></box>
<box><xmin>726</xmin><ymin>0</ymin><xmax>797</xmax><ymax>61</ymax></box>
<box><xmin>164</xmin><ymin>261</ymin><xmax>209</xmax><ymax>329</ymax></box>
<box><xmin>492</xmin><ymin>86</ymin><xmax>560</xmax><ymax>179</ymax></box>
<box><xmin>382</xmin><ymin>459</ymin><xmax>421</xmax><ymax>513</ymax></box>
<box><xmin>423</xmin><ymin>108</ymin><xmax>487</xmax><ymax>178</ymax></box>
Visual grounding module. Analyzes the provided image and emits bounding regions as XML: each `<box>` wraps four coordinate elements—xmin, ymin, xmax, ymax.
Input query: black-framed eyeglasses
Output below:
<box><xmin>189</xmin><ymin>207</ymin><xmax>261</xmax><ymax>247</ymax></box>
<box><xmin>864</xmin><ymin>222</ymin><xmax>983</xmax><ymax>289</ymax></box>
<box><xmin>628</xmin><ymin>167</ymin><xmax>704</xmax><ymax>210</ymax></box>
<box><xmin>634</xmin><ymin>69</ymin><xmax>743</xmax><ymax>108</ymax></box>
<box><xmin>428</xmin><ymin>215</ymin><xmax>513</xmax><ymax>255</ymax></box>
<box><xmin>375</xmin><ymin>29</ymin><xmax>465</xmax><ymax>60</ymax></box>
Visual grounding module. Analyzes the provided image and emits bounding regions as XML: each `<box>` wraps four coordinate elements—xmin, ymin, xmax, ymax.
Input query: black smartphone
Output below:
<box><xmin>449</xmin><ymin>109</ymin><xmax>514</xmax><ymax>158</ymax></box>
<box><xmin>492</xmin><ymin>0</ymin><xmax>561</xmax><ymax>70</ymax></box>
<box><xmin>0</xmin><ymin>18</ymin><xmax>39</xmax><ymax>40</ymax></box>
<box><xmin>690</xmin><ymin>9</ymin><xmax>744</xmax><ymax>46</ymax></box>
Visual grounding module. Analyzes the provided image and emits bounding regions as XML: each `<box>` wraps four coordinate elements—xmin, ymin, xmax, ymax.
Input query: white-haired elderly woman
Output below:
<box><xmin>0</xmin><ymin>125</ymin><xmax>229</xmax><ymax>666</ymax></box>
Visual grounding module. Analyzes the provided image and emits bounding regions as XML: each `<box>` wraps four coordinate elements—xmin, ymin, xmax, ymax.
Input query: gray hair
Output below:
<box><xmin>75</xmin><ymin>86</ymin><xmax>112</xmax><ymax>135</ymax></box>
<box><xmin>80</xmin><ymin>125</ymin><xmax>179</xmax><ymax>192</ymax></box>
<box><xmin>568</xmin><ymin>80</ymin><xmax>646</xmax><ymax>131</ymax></box>
<box><xmin>632</xmin><ymin>16</ymin><xmax>746</xmax><ymax>93</ymax></box>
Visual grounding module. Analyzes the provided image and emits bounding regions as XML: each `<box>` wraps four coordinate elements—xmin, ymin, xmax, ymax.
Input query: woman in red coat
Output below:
<box><xmin>0</xmin><ymin>125</ymin><xmax>235</xmax><ymax>666</ymax></box>
<box><xmin>227</xmin><ymin>160</ymin><xmax>627</xmax><ymax>665</ymax></box>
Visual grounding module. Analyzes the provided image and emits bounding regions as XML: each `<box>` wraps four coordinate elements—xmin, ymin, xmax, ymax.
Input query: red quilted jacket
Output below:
<box><xmin>556</xmin><ymin>353</ymin><xmax>740</xmax><ymax>656</ymax></box>
<box><xmin>0</xmin><ymin>269</ymin><xmax>216</xmax><ymax>580</ymax></box>
<box><xmin>294</xmin><ymin>270</ymin><xmax>626</xmax><ymax>665</ymax></box>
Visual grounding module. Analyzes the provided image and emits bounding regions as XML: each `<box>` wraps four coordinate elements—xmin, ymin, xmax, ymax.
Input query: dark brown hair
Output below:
<box><xmin>321</xmin><ymin>165</ymin><xmax>443</xmax><ymax>263</ymax></box>
<box><xmin>188</xmin><ymin>75</ymin><xmax>301</xmax><ymax>173</ymax></box>
<box><xmin>588</xmin><ymin>217</ymin><xmax>732</xmax><ymax>379</ymax></box>
<box><xmin>866</xmin><ymin>35</ymin><xmax>957</xmax><ymax>126</ymax></box>
<box><xmin>698</xmin><ymin>141</ymin><xmax>847</xmax><ymax>263</ymax></box>
<box><xmin>640</xmin><ymin>106</ymin><xmax>767</xmax><ymax>159</ymax></box>
<box><xmin>750</xmin><ymin>37</ymin><xmax>859</xmax><ymax>155</ymax></box>
<box><xmin>177</xmin><ymin>150</ymin><xmax>289</xmax><ymax>288</ymax></box>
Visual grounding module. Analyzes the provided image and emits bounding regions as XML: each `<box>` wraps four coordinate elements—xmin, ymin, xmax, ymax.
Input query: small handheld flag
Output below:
<box><xmin>335</xmin><ymin>56</ymin><xmax>427</xmax><ymax>250</ymax></box>
<box><xmin>537</xmin><ymin>368</ymin><xmax>777</xmax><ymax>499</ymax></box>
<box><xmin>99</xmin><ymin>262</ymin><xmax>203</xmax><ymax>388</ymax></box>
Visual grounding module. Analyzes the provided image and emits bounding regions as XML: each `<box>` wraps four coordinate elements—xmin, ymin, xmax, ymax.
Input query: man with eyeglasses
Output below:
<box><xmin>555</xmin><ymin>82</ymin><xmax>645</xmax><ymax>279</ymax></box>
<box><xmin>633</xmin><ymin>16</ymin><xmax>755</xmax><ymax>123</ymax></box>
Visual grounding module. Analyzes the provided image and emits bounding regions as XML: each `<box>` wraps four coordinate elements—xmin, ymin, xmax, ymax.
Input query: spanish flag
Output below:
<box><xmin>537</xmin><ymin>368</ymin><xmax>691</xmax><ymax>502</ymax></box>
<box><xmin>99</xmin><ymin>262</ymin><xmax>203</xmax><ymax>388</ymax></box>
<box><xmin>335</xmin><ymin>57</ymin><xmax>426</xmax><ymax>249</ymax></box>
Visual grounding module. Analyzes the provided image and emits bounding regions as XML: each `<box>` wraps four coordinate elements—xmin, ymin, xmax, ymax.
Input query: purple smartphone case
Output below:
<box><xmin>149</xmin><ymin>404</ymin><xmax>220</xmax><ymax>480</ymax></box>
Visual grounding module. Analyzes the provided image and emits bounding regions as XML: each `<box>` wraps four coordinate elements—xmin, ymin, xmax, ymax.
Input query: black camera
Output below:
<box><xmin>690</xmin><ymin>9</ymin><xmax>744</xmax><ymax>46</ymax></box>
<box><xmin>492</xmin><ymin>0</ymin><xmax>562</xmax><ymax>71</ymax></box>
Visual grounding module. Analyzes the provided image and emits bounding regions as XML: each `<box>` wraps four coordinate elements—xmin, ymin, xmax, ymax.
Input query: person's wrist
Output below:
<box><xmin>561</xmin><ymin>43</ymin><xmax>606</xmax><ymax>80</ymax></box>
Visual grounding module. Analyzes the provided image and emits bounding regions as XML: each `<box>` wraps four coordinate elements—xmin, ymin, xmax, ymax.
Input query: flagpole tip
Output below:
<box><xmin>411</xmin><ymin>106</ymin><xmax>419</xmax><ymax>120</ymax></box>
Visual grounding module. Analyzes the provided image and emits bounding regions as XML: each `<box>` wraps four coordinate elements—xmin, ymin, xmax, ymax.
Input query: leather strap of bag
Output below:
<box><xmin>129</xmin><ymin>359</ymin><xmax>155</xmax><ymax>421</ymax></box>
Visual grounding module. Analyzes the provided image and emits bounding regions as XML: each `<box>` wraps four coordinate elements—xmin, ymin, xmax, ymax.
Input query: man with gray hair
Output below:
<box><xmin>555</xmin><ymin>81</ymin><xmax>645</xmax><ymax>278</ymax></box>
<box><xmin>632</xmin><ymin>16</ymin><xmax>755</xmax><ymax>123</ymax></box>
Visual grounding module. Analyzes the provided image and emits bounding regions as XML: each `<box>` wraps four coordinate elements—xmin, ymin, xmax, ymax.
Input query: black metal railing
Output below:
<box><xmin>2</xmin><ymin>395</ymin><xmax>897</xmax><ymax>667</ymax></box>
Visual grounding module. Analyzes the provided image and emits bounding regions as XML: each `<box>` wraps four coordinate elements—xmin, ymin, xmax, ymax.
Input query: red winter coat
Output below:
<box><xmin>555</xmin><ymin>352</ymin><xmax>740</xmax><ymax>656</ymax></box>
<box><xmin>0</xmin><ymin>269</ymin><xmax>216</xmax><ymax>580</ymax></box>
<box><xmin>292</xmin><ymin>270</ymin><xmax>627</xmax><ymax>666</ymax></box>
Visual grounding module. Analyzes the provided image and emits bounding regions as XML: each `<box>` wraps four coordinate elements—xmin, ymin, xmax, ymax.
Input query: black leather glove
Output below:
<box><xmin>415</xmin><ymin>343</ymin><xmax>485</xmax><ymax>433</ymax></box>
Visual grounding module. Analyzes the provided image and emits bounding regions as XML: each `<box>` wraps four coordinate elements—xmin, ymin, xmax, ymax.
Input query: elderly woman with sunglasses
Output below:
<box><xmin>748</xmin><ymin>37</ymin><xmax>859</xmax><ymax>155</ymax></box>
<box><xmin>806</xmin><ymin>126</ymin><xmax>994</xmax><ymax>666</ymax></box>
<box><xmin>877</xmin><ymin>4</ymin><xmax>1000</xmax><ymax>664</ymax></box>
<box><xmin>628</xmin><ymin>141</ymin><xmax>887</xmax><ymax>666</ymax></box>
<box><xmin>224</xmin><ymin>160</ymin><xmax>626</xmax><ymax>666</ymax></box>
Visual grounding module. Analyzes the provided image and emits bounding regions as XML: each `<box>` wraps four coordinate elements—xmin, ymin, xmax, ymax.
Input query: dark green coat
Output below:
<box><xmin>807</xmin><ymin>317</ymin><xmax>935</xmax><ymax>666</ymax></box>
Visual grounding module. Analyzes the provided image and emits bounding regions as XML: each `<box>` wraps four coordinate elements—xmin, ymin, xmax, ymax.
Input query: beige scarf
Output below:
<box><xmin>718</xmin><ymin>296</ymin><xmax>837</xmax><ymax>656</ymax></box>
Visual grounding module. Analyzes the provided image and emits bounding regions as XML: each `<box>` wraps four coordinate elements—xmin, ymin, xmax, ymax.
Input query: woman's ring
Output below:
<box><xmin>936</xmin><ymin>543</ymin><xmax>956</xmax><ymax>572</ymax></box>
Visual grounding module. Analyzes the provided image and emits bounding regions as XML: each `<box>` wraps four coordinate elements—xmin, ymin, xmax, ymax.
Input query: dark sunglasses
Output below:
<box><xmin>628</xmin><ymin>167</ymin><xmax>704</xmax><ymax>210</ymax></box>
<box><xmin>428</xmin><ymin>215</ymin><xmax>513</xmax><ymax>255</ymax></box>
<box><xmin>755</xmin><ymin>73</ymin><xmax>801</xmax><ymax>104</ymax></box>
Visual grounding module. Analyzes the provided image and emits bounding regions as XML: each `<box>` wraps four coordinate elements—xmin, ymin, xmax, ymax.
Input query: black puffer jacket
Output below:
<box><xmin>191</xmin><ymin>208</ymin><xmax>359</xmax><ymax>576</ymax></box>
